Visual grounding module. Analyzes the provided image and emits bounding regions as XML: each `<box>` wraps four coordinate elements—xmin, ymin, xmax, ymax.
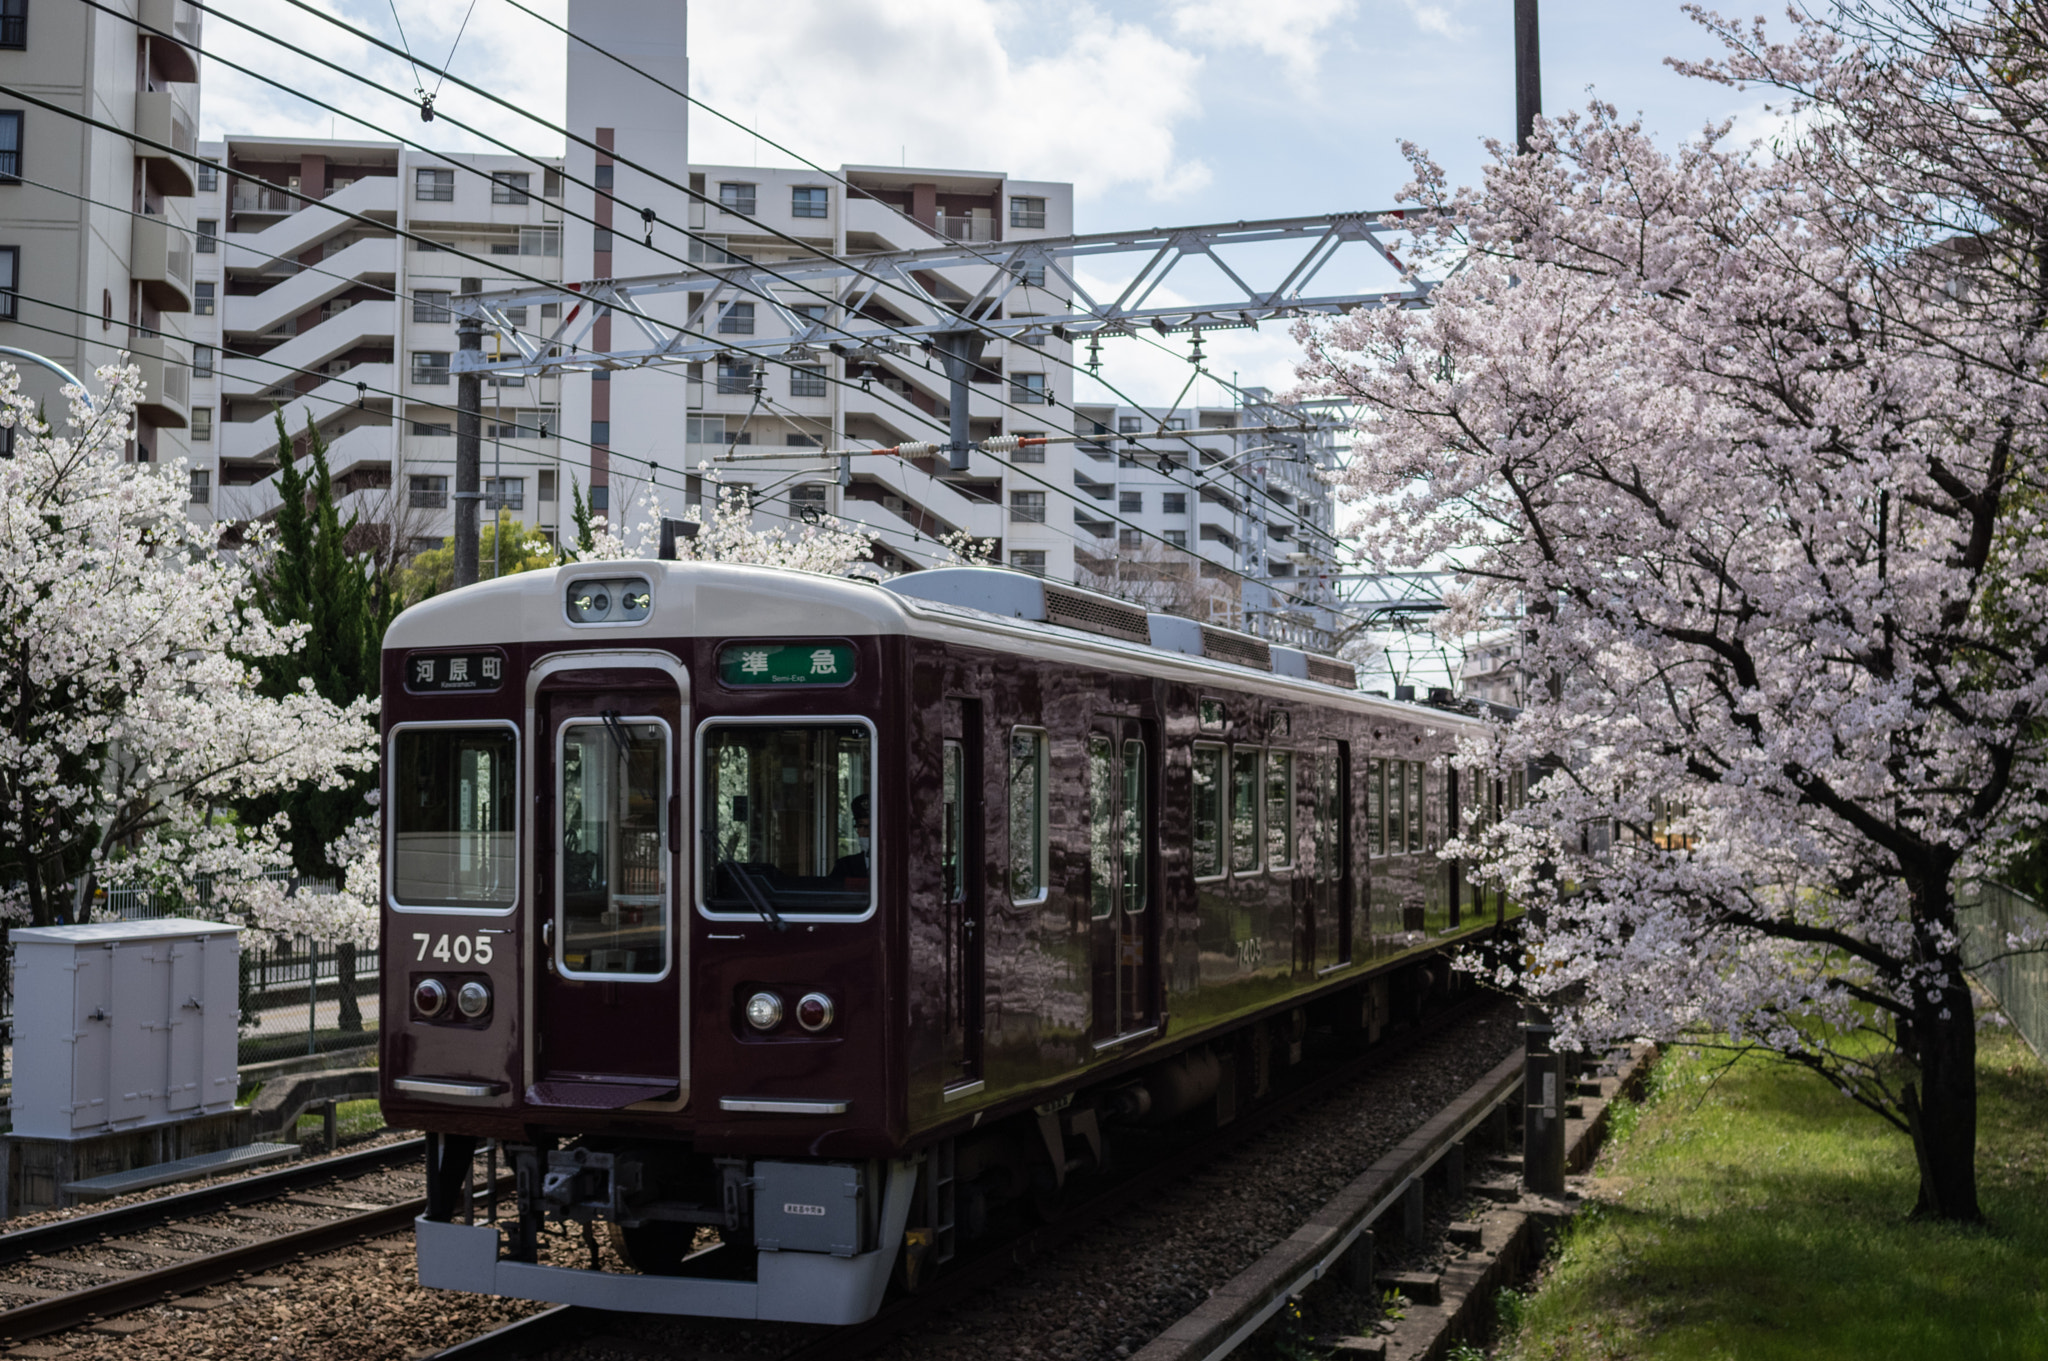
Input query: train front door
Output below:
<box><xmin>1088</xmin><ymin>717</ymin><xmax>1159</xmax><ymax>1044</ymax></box>
<box><xmin>530</xmin><ymin>663</ymin><xmax>686</xmax><ymax>1108</ymax></box>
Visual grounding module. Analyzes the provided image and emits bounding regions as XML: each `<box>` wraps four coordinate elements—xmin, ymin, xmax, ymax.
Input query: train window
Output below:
<box><xmin>1192</xmin><ymin>743</ymin><xmax>1225</xmax><ymax>879</ymax></box>
<box><xmin>1366</xmin><ymin>758</ymin><xmax>1385</xmax><ymax>858</ymax></box>
<box><xmin>1088</xmin><ymin>736</ymin><xmax>1115</xmax><ymax>919</ymax></box>
<box><xmin>700</xmin><ymin>722</ymin><xmax>875</xmax><ymax>919</ymax></box>
<box><xmin>1122</xmin><ymin>739</ymin><xmax>1147</xmax><ymax>913</ymax></box>
<box><xmin>1008</xmin><ymin>728</ymin><xmax>1048</xmax><ymax>903</ymax></box>
<box><xmin>942</xmin><ymin>740</ymin><xmax>964</xmax><ymax>904</ymax></box>
<box><xmin>1230</xmin><ymin>747</ymin><xmax>1261</xmax><ymax>874</ymax></box>
<box><xmin>390</xmin><ymin>724</ymin><xmax>517</xmax><ymax>911</ymax></box>
<box><xmin>1387</xmin><ymin>760</ymin><xmax>1407</xmax><ymax>854</ymax></box>
<box><xmin>558</xmin><ymin>718</ymin><xmax>670</xmax><ymax>977</ymax></box>
<box><xmin>1265</xmin><ymin>750</ymin><xmax>1293</xmax><ymax>870</ymax></box>
<box><xmin>1408</xmin><ymin>760</ymin><xmax>1425</xmax><ymax>854</ymax></box>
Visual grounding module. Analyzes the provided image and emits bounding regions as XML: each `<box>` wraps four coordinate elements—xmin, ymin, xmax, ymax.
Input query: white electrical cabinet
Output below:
<box><xmin>10</xmin><ymin>921</ymin><xmax>242</xmax><ymax>1141</ymax></box>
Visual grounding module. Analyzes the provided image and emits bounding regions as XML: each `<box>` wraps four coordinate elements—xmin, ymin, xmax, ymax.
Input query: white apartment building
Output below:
<box><xmin>0</xmin><ymin>0</ymin><xmax>203</xmax><ymax>463</ymax></box>
<box><xmin>1070</xmin><ymin>395</ymin><xmax>1344</xmax><ymax>648</ymax></box>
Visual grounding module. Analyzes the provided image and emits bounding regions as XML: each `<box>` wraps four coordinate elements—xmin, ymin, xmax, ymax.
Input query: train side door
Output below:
<box><xmin>1088</xmin><ymin>717</ymin><xmax>1159</xmax><ymax>1044</ymax></box>
<box><xmin>1314</xmin><ymin>739</ymin><xmax>1353</xmax><ymax>972</ymax></box>
<box><xmin>531</xmin><ymin>670</ymin><xmax>685</xmax><ymax>1108</ymax></box>
<box><xmin>940</xmin><ymin>699</ymin><xmax>986</xmax><ymax>1087</ymax></box>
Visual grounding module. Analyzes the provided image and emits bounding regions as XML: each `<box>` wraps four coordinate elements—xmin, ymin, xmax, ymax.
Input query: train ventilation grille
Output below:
<box><xmin>1200</xmin><ymin>626</ymin><xmax>1274</xmax><ymax>671</ymax></box>
<box><xmin>1043</xmin><ymin>586</ymin><xmax>1152</xmax><ymax>644</ymax></box>
<box><xmin>1306</xmin><ymin>655</ymin><xmax>1357</xmax><ymax>689</ymax></box>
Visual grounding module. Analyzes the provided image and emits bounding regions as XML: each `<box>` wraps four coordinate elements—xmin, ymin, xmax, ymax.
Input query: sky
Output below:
<box><xmin>198</xmin><ymin>0</ymin><xmax>1775</xmax><ymax>405</ymax></box>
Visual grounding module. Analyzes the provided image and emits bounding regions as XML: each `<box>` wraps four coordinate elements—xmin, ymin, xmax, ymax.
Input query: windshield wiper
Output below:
<box><xmin>703</xmin><ymin>830</ymin><xmax>786</xmax><ymax>933</ymax></box>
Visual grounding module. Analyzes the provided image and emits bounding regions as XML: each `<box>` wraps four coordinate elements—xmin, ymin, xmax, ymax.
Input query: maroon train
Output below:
<box><xmin>380</xmin><ymin>561</ymin><xmax>1514</xmax><ymax>1323</ymax></box>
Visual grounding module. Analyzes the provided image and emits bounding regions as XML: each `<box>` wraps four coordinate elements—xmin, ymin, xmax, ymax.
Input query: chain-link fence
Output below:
<box><xmin>1960</xmin><ymin>880</ymin><xmax>2048</xmax><ymax>1063</ymax></box>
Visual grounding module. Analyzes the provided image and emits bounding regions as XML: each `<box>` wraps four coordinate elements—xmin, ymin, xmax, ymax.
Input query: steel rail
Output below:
<box><xmin>0</xmin><ymin>1137</ymin><xmax>423</xmax><ymax>1267</ymax></box>
<box><xmin>420</xmin><ymin>990</ymin><xmax>1503</xmax><ymax>1361</ymax></box>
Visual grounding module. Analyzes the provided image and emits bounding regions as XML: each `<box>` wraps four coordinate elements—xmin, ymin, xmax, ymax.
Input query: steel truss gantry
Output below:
<box><xmin>449</xmin><ymin>210</ymin><xmax>1428</xmax><ymax>380</ymax></box>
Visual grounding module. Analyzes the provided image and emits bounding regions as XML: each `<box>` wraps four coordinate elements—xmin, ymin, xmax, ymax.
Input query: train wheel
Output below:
<box><xmin>612</xmin><ymin>1221</ymin><xmax>698</xmax><ymax>1276</ymax></box>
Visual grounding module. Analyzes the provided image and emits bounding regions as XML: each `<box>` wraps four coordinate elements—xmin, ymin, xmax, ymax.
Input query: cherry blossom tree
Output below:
<box><xmin>0</xmin><ymin>361</ymin><xmax>379</xmax><ymax>936</ymax></box>
<box><xmin>1297</xmin><ymin>3</ymin><xmax>2048</xmax><ymax>1222</ymax></box>
<box><xmin>570</xmin><ymin>473</ymin><xmax>877</xmax><ymax>576</ymax></box>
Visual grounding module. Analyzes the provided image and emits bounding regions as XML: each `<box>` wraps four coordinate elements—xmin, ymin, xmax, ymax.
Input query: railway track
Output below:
<box><xmin>0</xmin><ymin>1136</ymin><xmax>431</xmax><ymax>1346</ymax></box>
<box><xmin>422</xmin><ymin>994</ymin><xmax>1509</xmax><ymax>1361</ymax></box>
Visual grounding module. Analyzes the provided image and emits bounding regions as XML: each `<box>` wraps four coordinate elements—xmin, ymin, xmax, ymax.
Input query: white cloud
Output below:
<box><xmin>689</xmin><ymin>1</ymin><xmax>1210</xmax><ymax>203</ymax></box>
<box><xmin>1167</xmin><ymin>0</ymin><xmax>1357</xmax><ymax>74</ymax></box>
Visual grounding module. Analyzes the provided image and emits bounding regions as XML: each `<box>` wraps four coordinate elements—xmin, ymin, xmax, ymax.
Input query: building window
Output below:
<box><xmin>1010</xmin><ymin>549</ymin><xmax>1046</xmax><ymax>575</ymax></box>
<box><xmin>1118</xmin><ymin>416</ymin><xmax>1142</xmax><ymax>434</ymax></box>
<box><xmin>409</xmin><ymin>475</ymin><xmax>448</xmax><ymax>508</ymax></box>
<box><xmin>595</xmin><ymin>164</ymin><xmax>614</xmax><ymax>191</ymax></box>
<box><xmin>193</xmin><ymin>280</ymin><xmax>213</xmax><ymax>316</ymax></box>
<box><xmin>593</xmin><ymin>227</ymin><xmax>613</xmax><ymax>254</ymax></box>
<box><xmin>718</xmin><ymin>181</ymin><xmax>756</xmax><ymax>216</ymax></box>
<box><xmin>489</xmin><ymin>242</ymin><xmax>518</xmax><ymax>255</ymax></box>
<box><xmin>790</xmin><ymin>483</ymin><xmax>827</xmax><ymax>511</ymax></box>
<box><xmin>411</xmin><ymin>420</ymin><xmax>451</xmax><ymax>437</ymax></box>
<box><xmin>1163</xmin><ymin>491</ymin><xmax>1187</xmax><ymax>514</ymax></box>
<box><xmin>1118</xmin><ymin>528</ymin><xmax>1144</xmax><ymax>550</ymax></box>
<box><xmin>193</xmin><ymin>344</ymin><xmax>213</xmax><ymax>378</ymax></box>
<box><xmin>789</xmin><ymin>364</ymin><xmax>827</xmax><ymax>397</ymax></box>
<box><xmin>1009</xmin><ymin>491</ymin><xmax>1046</xmax><ymax>523</ymax></box>
<box><xmin>716</xmin><ymin>359</ymin><xmax>753</xmax><ymax>394</ymax></box>
<box><xmin>1164</xmin><ymin>529</ymin><xmax>1187</xmax><ymax>547</ymax></box>
<box><xmin>1119</xmin><ymin>490</ymin><xmax>1142</xmax><ymax>513</ymax></box>
<box><xmin>716</xmin><ymin>301</ymin><xmax>755</xmax><ymax>335</ymax></box>
<box><xmin>590</xmin><ymin>485</ymin><xmax>609</xmax><ymax>512</ymax></box>
<box><xmin>411</xmin><ymin>351</ymin><xmax>450</xmax><ymax>385</ymax></box>
<box><xmin>491</xmin><ymin>171</ymin><xmax>530</xmax><ymax>204</ymax></box>
<box><xmin>195</xmin><ymin>218</ymin><xmax>216</xmax><ymax>253</ymax></box>
<box><xmin>1010</xmin><ymin>373</ymin><xmax>1046</xmax><ymax>404</ymax></box>
<box><xmin>1008</xmin><ymin>260</ymin><xmax>1045</xmax><ymax>287</ymax></box>
<box><xmin>520</xmin><ymin>226</ymin><xmax>560</xmax><ymax>256</ymax></box>
<box><xmin>792</xmin><ymin>303</ymin><xmax>827</xmax><ymax>326</ymax></box>
<box><xmin>1013</xmin><ymin>429</ymin><xmax>1045</xmax><ymax>463</ymax></box>
<box><xmin>1009</xmin><ymin>195</ymin><xmax>1045</xmax><ymax>229</ymax></box>
<box><xmin>538</xmin><ymin>468</ymin><xmax>557</xmax><ymax>502</ymax></box>
<box><xmin>187</xmin><ymin>468</ymin><xmax>210</xmax><ymax>504</ymax></box>
<box><xmin>412</xmin><ymin>237</ymin><xmax>449</xmax><ymax>252</ymax></box>
<box><xmin>542</xmin><ymin>167</ymin><xmax>562</xmax><ymax>198</ymax></box>
<box><xmin>0</xmin><ymin>0</ymin><xmax>24</xmax><ymax>50</ymax></box>
<box><xmin>0</xmin><ymin>111</ymin><xmax>20</xmax><ymax>181</ymax></box>
<box><xmin>592</xmin><ymin>419</ymin><xmax>610</xmax><ymax>445</ymax></box>
<box><xmin>196</xmin><ymin>161</ymin><xmax>218</xmax><ymax>192</ymax></box>
<box><xmin>792</xmin><ymin>186</ymin><xmax>828</xmax><ymax>219</ymax></box>
<box><xmin>499</xmin><ymin>305</ymin><xmax>528</xmax><ymax>327</ymax></box>
<box><xmin>415</xmin><ymin>168</ymin><xmax>454</xmax><ymax>201</ymax></box>
<box><xmin>484</xmin><ymin>475</ymin><xmax>524</xmax><ymax>509</ymax></box>
<box><xmin>190</xmin><ymin>406</ymin><xmax>212</xmax><ymax>441</ymax></box>
<box><xmin>413</xmin><ymin>289</ymin><xmax>451</xmax><ymax>323</ymax></box>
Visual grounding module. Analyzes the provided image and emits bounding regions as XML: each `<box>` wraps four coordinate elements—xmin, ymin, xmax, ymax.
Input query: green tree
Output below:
<box><xmin>400</xmin><ymin>508</ymin><xmax>557</xmax><ymax>602</ymax></box>
<box><xmin>568</xmin><ymin>475</ymin><xmax>596</xmax><ymax>556</ymax></box>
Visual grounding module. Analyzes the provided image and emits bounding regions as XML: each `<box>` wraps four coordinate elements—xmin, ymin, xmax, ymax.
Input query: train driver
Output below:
<box><xmin>831</xmin><ymin>793</ymin><xmax>871</xmax><ymax>888</ymax></box>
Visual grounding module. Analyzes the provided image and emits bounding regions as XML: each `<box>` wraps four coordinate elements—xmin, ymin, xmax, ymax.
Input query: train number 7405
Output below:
<box><xmin>412</xmin><ymin>932</ymin><xmax>495</xmax><ymax>965</ymax></box>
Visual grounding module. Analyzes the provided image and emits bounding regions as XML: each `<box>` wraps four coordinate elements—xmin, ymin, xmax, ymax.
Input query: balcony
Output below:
<box><xmin>140</xmin><ymin>0</ymin><xmax>202</xmax><ymax>83</ymax></box>
<box><xmin>130</xmin><ymin>333</ymin><xmax>190</xmax><ymax>429</ymax></box>
<box><xmin>134</xmin><ymin>92</ymin><xmax>196</xmax><ymax>198</ymax></box>
<box><xmin>131</xmin><ymin>216</ymin><xmax>193</xmax><ymax>312</ymax></box>
<box><xmin>934</xmin><ymin>210</ymin><xmax>994</xmax><ymax>242</ymax></box>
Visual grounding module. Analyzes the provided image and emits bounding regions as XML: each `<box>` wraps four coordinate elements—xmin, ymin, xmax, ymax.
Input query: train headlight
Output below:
<box><xmin>796</xmin><ymin>992</ymin><xmax>835</xmax><ymax>1032</ymax></box>
<box><xmin>744</xmin><ymin>991</ymin><xmax>784</xmax><ymax>1031</ymax></box>
<box><xmin>456</xmin><ymin>979</ymin><xmax>492</xmax><ymax>1019</ymax></box>
<box><xmin>414</xmin><ymin>978</ymin><xmax>448</xmax><ymax>1019</ymax></box>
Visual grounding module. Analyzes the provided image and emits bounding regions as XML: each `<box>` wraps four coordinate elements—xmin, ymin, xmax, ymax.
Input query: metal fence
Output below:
<box><xmin>1960</xmin><ymin>880</ymin><xmax>2048</xmax><ymax>1063</ymax></box>
<box><xmin>1</xmin><ymin>880</ymin><xmax>379</xmax><ymax>1080</ymax></box>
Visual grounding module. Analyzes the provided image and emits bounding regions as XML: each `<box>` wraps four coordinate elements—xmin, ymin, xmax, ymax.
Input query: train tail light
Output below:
<box><xmin>456</xmin><ymin>979</ymin><xmax>492</xmax><ymax>1018</ymax></box>
<box><xmin>414</xmin><ymin>978</ymin><xmax>449</xmax><ymax>1018</ymax></box>
<box><xmin>796</xmin><ymin>992</ymin><xmax>835</xmax><ymax>1032</ymax></box>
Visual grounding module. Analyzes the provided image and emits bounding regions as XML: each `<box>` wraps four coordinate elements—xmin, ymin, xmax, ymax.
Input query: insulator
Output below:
<box><xmin>893</xmin><ymin>441</ymin><xmax>940</xmax><ymax>458</ymax></box>
<box><xmin>981</xmin><ymin>435</ymin><xmax>1021</xmax><ymax>454</ymax></box>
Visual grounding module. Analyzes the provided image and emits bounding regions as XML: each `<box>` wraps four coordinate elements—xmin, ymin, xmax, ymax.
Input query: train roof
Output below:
<box><xmin>383</xmin><ymin>561</ymin><xmax>1492</xmax><ymax>732</ymax></box>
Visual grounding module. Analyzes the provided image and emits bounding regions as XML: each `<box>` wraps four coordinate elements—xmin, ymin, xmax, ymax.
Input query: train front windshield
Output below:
<box><xmin>703</xmin><ymin>723</ymin><xmax>873</xmax><ymax>916</ymax></box>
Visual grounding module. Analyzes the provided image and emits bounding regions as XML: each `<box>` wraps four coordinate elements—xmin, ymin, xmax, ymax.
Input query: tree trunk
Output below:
<box><xmin>1903</xmin><ymin>879</ymin><xmax>1982</xmax><ymax>1223</ymax></box>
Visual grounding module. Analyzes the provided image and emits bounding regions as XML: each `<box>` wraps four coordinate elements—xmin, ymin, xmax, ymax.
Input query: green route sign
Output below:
<box><xmin>718</xmin><ymin>641</ymin><xmax>857</xmax><ymax>687</ymax></box>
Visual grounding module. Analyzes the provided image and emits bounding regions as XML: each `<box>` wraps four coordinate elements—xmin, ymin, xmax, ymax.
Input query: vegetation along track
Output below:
<box><xmin>0</xmin><ymin>1137</ymin><xmax>433</xmax><ymax>1345</ymax></box>
<box><xmin>426</xmin><ymin>992</ymin><xmax>1518</xmax><ymax>1361</ymax></box>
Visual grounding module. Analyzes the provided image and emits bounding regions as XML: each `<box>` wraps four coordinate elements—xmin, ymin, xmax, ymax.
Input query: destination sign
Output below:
<box><xmin>718</xmin><ymin>642</ymin><xmax>856</xmax><ymax>687</ymax></box>
<box><xmin>406</xmin><ymin>651</ymin><xmax>507</xmax><ymax>693</ymax></box>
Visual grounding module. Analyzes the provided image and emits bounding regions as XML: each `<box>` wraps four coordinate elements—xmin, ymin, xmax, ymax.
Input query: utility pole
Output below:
<box><xmin>1515</xmin><ymin>0</ymin><xmax>1543</xmax><ymax>153</ymax></box>
<box><xmin>453</xmin><ymin>276</ymin><xmax>483</xmax><ymax>589</ymax></box>
<box><xmin>931</xmin><ymin>330</ymin><xmax>985</xmax><ymax>473</ymax></box>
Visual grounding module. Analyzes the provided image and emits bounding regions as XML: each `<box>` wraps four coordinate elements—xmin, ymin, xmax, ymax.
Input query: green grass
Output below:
<box><xmin>295</xmin><ymin>1097</ymin><xmax>385</xmax><ymax>1140</ymax></box>
<box><xmin>1507</xmin><ymin>1029</ymin><xmax>2048</xmax><ymax>1361</ymax></box>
